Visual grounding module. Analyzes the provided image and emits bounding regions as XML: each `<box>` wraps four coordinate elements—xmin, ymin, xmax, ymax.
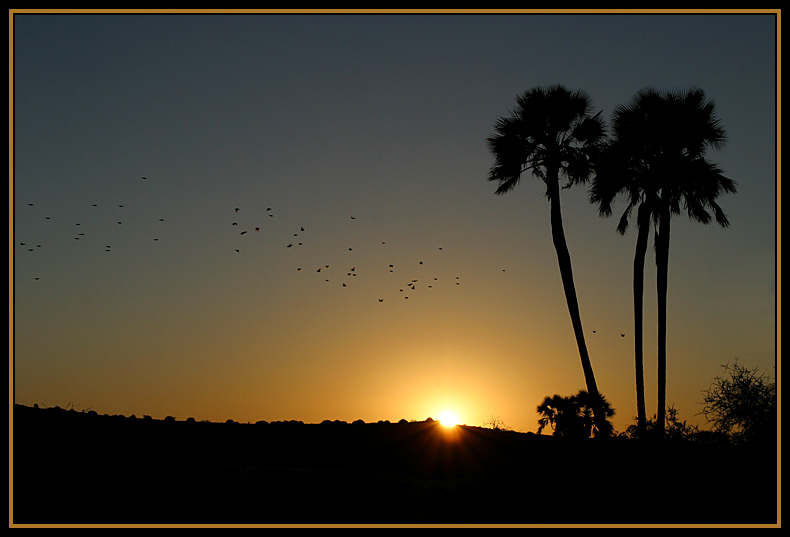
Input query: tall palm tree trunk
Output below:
<box><xmin>633</xmin><ymin>206</ymin><xmax>650</xmax><ymax>437</ymax></box>
<box><xmin>546</xmin><ymin>174</ymin><xmax>606</xmax><ymax>431</ymax></box>
<box><xmin>655</xmin><ymin>206</ymin><xmax>671</xmax><ymax>437</ymax></box>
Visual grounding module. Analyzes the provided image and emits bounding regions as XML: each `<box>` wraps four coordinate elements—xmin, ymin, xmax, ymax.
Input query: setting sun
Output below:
<box><xmin>437</xmin><ymin>410</ymin><xmax>460</xmax><ymax>428</ymax></box>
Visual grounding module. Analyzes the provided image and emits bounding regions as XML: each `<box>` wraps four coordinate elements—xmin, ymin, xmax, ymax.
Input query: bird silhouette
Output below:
<box><xmin>621</xmin><ymin>333</ymin><xmax>626</xmax><ymax>338</ymax></box>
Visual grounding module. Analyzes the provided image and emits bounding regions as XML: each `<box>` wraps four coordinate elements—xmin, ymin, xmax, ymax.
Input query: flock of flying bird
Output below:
<box><xmin>18</xmin><ymin>180</ymin><xmax>166</xmax><ymax>258</ymax></box>
<box><xmin>17</xmin><ymin>175</ymin><xmax>627</xmax><ymax>337</ymax></box>
<box><xmin>227</xmin><ymin>204</ymin><xmax>466</xmax><ymax>303</ymax></box>
<box><xmin>17</xmin><ymin>176</ymin><xmax>472</xmax><ymax>306</ymax></box>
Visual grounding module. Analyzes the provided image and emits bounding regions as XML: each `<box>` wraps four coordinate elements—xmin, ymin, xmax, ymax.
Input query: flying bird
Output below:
<box><xmin>240</xmin><ymin>231</ymin><xmax>247</xmax><ymax>235</ymax></box>
<box><xmin>235</xmin><ymin>208</ymin><xmax>240</xmax><ymax>213</ymax></box>
<box><xmin>621</xmin><ymin>333</ymin><xmax>626</xmax><ymax>338</ymax></box>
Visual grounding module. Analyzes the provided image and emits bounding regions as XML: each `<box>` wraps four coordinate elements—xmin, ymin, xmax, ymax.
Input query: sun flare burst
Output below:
<box><xmin>437</xmin><ymin>410</ymin><xmax>460</xmax><ymax>428</ymax></box>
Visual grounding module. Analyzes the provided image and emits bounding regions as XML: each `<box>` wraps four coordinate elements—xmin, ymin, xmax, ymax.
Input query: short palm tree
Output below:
<box><xmin>487</xmin><ymin>85</ymin><xmax>608</xmax><ymax>433</ymax></box>
<box><xmin>537</xmin><ymin>390</ymin><xmax>614</xmax><ymax>438</ymax></box>
<box><xmin>591</xmin><ymin>87</ymin><xmax>736</xmax><ymax>437</ymax></box>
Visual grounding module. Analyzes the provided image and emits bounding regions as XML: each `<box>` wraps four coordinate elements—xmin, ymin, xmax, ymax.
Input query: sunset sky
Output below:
<box><xmin>12</xmin><ymin>10</ymin><xmax>778</xmax><ymax>434</ymax></box>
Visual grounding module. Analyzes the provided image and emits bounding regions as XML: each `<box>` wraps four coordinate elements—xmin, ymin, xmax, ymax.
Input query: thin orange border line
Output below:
<box><xmin>8</xmin><ymin>7</ymin><xmax>780</xmax><ymax>530</ymax></box>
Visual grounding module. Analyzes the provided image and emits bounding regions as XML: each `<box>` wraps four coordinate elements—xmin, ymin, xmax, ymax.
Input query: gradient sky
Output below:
<box><xmin>12</xmin><ymin>11</ymin><xmax>778</xmax><ymax>434</ymax></box>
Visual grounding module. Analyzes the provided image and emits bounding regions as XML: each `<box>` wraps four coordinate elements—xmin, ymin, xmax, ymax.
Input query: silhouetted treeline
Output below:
<box><xmin>12</xmin><ymin>404</ymin><xmax>776</xmax><ymax>525</ymax></box>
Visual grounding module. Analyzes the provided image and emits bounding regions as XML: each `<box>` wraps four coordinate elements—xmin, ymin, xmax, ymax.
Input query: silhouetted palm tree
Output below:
<box><xmin>487</xmin><ymin>85</ymin><xmax>608</xmax><ymax>432</ymax></box>
<box><xmin>591</xmin><ymin>87</ymin><xmax>736</xmax><ymax>437</ymax></box>
<box><xmin>536</xmin><ymin>390</ymin><xmax>614</xmax><ymax>438</ymax></box>
<box><xmin>590</xmin><ymin>123</ymin><xmax>662</xmax><ymax>439</ymax></box>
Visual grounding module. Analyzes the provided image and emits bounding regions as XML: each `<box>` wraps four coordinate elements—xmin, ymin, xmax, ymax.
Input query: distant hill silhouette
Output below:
<box><xmin>11</xmin><ymin>404</ymin><xmax>776</xmax><ymax>525</ymax></box>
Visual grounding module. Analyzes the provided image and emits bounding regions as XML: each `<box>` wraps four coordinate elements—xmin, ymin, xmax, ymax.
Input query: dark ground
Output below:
<box><xmin>11</xmin><ymin>404</ymin><xmax>778</xmax><ymax>525</ymax></box>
